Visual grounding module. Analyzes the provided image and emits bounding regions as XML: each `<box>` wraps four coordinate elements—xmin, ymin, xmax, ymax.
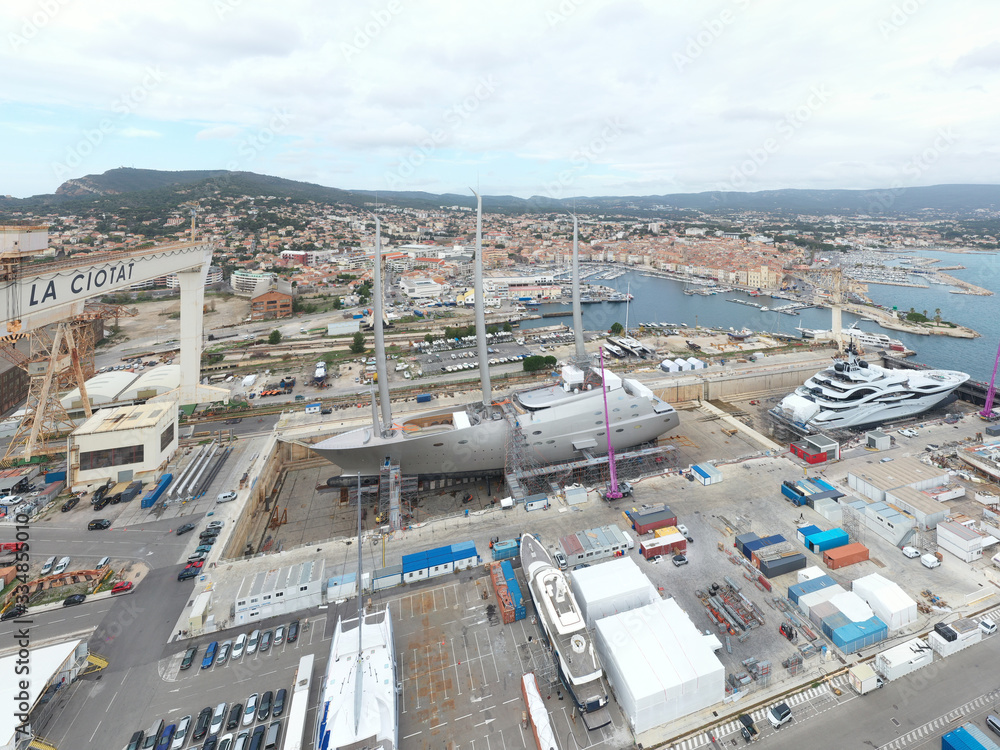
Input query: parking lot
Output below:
<box><xmin>134</xmin><ymin>613</ymin><xmax>324</xmax><ymax>750</ymax></box>
<box><xmin>392</xmin><ymin>574</ymin><xmax>630</xmax><ymax>750</ymax></box>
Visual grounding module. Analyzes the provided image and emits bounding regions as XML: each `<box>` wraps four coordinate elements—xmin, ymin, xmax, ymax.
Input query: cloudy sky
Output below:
<box><xmin>3</xmin><ymin>0</ymin><xmax>998</xmax><ymax>199</ymax></box>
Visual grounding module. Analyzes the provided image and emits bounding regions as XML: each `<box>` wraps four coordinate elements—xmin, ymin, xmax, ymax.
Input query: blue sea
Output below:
<box><xmin>519</xmin><ymin>250</ymin><xmax>1000</xmax><ymax>383</ymax></box>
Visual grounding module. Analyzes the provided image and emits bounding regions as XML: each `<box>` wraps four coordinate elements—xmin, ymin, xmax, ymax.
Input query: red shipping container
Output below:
<box><xmin>823</xmin><ymin>542</ymin><xmax>869</xmax><ymax>569</ymax></box>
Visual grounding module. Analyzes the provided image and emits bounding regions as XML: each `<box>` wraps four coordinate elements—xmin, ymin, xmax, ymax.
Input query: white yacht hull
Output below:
<box><xmin>312</xmin><ymin>382</ymin><xmax>679</xmax><ymax>476</ymax></box>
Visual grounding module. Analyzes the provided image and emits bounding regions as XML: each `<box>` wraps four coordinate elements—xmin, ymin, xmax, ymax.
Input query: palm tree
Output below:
<box><xmin>934</xmin><ymin>308</ymin><xmax>942</xmax><ymax>324</ymax></box>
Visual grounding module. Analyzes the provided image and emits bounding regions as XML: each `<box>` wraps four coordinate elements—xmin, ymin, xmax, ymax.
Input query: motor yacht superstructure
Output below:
<box><xmin>519</xmin><ymin>533</ymin><xmax>608</xmax><ymax>715</ymax></box>
<box><xmin>772</xmin><ymin>345</ymin><xmax>968</xmax><ymax>430</ymax></box>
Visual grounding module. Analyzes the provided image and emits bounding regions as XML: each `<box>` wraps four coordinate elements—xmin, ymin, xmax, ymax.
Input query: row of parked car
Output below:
<box><xmin>127</xmin><ymin>693</ymin><xmax>286</xmax><ymax>750</ymax></box>
<box><xmin>177</xmin><ymin>520</ymin><xmax>225</xmax><ymax>580</ymax></box>
<box><xmin>180</xmin><ymin>621</ymin><xmax>301</xmax><ymax>672</ymax></box>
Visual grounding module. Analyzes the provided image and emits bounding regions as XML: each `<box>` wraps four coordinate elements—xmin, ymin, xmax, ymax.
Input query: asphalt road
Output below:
<box><xmin>765</xmin><ymin>632</ymin><xmax>1000</xmax><ymax>750</ymax></box>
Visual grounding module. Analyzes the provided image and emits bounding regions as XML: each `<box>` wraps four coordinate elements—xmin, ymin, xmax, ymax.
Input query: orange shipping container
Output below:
<box><xmin>823</xmin><ymin>542</ymin><xmax>869</xmax><ymax>570</ymax></box>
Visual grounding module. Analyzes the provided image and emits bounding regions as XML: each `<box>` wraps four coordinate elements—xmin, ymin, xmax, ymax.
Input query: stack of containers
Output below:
<box><xmin>796</xmin><ymin>525</ymin><xmax>822</xmax><ymax>545</ymax></box>
<box><xmin>489</xmin><ymin>562</ymin><xmax>516</xmax><ymax>624</ymax></box>
<box><xmin>500</xmin><ymin>560</ymin><xmax>526</xmax><ymax>621</ymax></box>
<box><xmin>735</xmin><ymin>533</ymin><xmax>759</xmax><ymax>558</ymax></box>
<box><xmin>928</xmin><ymin>618</ymin><xmax>981</xmax><ymax>657</ymax></box>
<box><xmin>804</xmin><ymin>528</ymin><xmax>850</xmax><ymax>554</ymax></box>
<box><xmin>852</xmin><ymin>574</ymin><xmax>917</xmax><ymax>631</ymax></box>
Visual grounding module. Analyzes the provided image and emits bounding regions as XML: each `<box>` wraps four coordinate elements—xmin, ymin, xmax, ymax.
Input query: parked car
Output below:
<box><xmin>217</xmin><ymin>491</ymin><xmax>238</xmax><ymax>503</ymax></box>
<box><xmin>53</xmin><ymin>556</ymin><xmax>71</xmax><ymax>575</ymax></box>
<box><xmin>112</xmin><ymin>581</ymin><xmax>134</xmax><ymax>595</ymax></box>
<box><xmin>181</xmin><ymin>646</ymin><xmax>199</xmax><ymax>670</ymax></box>
<box><xmin>200</xmin><ymin>529</ymin><xmax>221</xmax><ymax>540</ymax></box>
<box><xmin>243</xmin><ymin>694</ymin><xmax>259</xmax><ymax>726</ymax></box>
<box><xmin>272</xmin><ymin>689</ymin><xmax>287</xmax><ymax>718</ymax></box>
<box><xmin>89</xmin><ymin>519</ymin><xmax>112</xmax><ymax>530</ymax></box>
<box><xmin>902</xmin><ymin>546</ymin><xmax>921</xmax><ymax>559</ymax></box>
<box><xmin>232</xmin><ymin>633</ymin><xmax>248</xmax><ymax>659</ymax></box>
<box><xmin>553</xmin><ymin>552</ymin><xmax>568</xmax><ymax>569</ymax></box>
<box><xmin>233</xmin><ymin>730</ymin><xmax>249</xmax><ymax>750</ymax></box>
<box><xmin>273</xmin><ymin>625</ymin><xmax>285</xmax><ymax>647</ymax></box>
<box><xmin>1</xmin><ymin>605</ymin><xmax>27</xmax><ymax>621</ymax></box>
<box><xmin>921</xmin><ymin>554</ymin><xmax>941</xmax><ymax>569</ymax></box>
<box><xmin>768</xmin><ymin>702</ymin><xmax>792</xmax><ymax>729</ymax></box>
<box><xmin>257</xmin><ymin>690</ymin><xmax>273</xmax><ymax>722</ymax></box>
<box><xmin>193</xmin><ymin>707</ymin><xmax>213</xmax><ymax>741</ymax></box>
<box><xmin>176</xmin><ymin>523</ymin><xmax>197</xmax><ymax>536</ymax></box>
<box><xmin>650</xmin><ymin>555</ymin><xmax>662</xmax><ymax>564</ymax></box>
<box><xmin>63</xmin><ymin>594</ymin><xmax>86</xmax><ymax>607</ymax></box>
<box><xmin>171</xmin><ymin>715</ymin><xmax>191</xmax><ymax>750</ymax></box>
<box><xmin>62</xmin><ymin>497</ymin><xmax>79</xmax><ymax>512</ymax></box>
<box><xmin>260</xmin><ymin>630</ymin><xmax>273</xmax><ymax>653</ymax></box>
<box><xmin>248</xmin><ymin>726</ymin><xmax>265</xmax><ymax>750</ymax></box>
<box><xmin>207</xmin><ymin>520</ymin><xmax>225</xmax><ymax>530</ymax></box>
<box><xmin>217</xmin><ymin>640</ymin><xmax>232</xmax><ymax>665</ymax></box>
<box><xmin>154</xmin><ymin>724</ymin><xmax>176</xmax><ymax>750</ymax></box>
<box><xmin>981</xmin><ymin>619</ymin><xmax>998</xmax><ymax>636</ymax></box>
<box><xmin>203</xmin><ymin>736</ymin><xmax>218</xmax><ymax>750</ymax></box>
<box><xmin>286</xmin><ymin>620</ymin><xmax>299</xmax><ymax>644</ymax></box>
<box><xmin>40</xmin><ymin>556</ymin><xmax>56</xmax><ymax>575</ymax></box>
<box><xmin>178</xmin><ymin>567</ymin><xmax>199</xmax><ymax>581</ymax></box>
<box><xmin>96</xmin><ymin>555</ymin><xmax>111</xmax><ymax>569</ymax></box>
<box><xmin>247</xmin><ymin>630</ymin><xmax>261</xmax><ymax>655</ymax></box>
<box><xmin>226</xmin><ymin>702</ymin><xmax>243</xmax><ymax>731</ymax></box>
<box><xmin>211</xmin><ymin>702</ymin><xmax>228</xmax><ymax>735</ymax></box>
<box><xmin>202</xmin><ymin>641</ymin><xmax>219</xmax><ymax>669</ymax></box>
<box><xmin>141</xmin><ymin>720</ymin><xmax>164</xmax><ymax>750</ymax></box>
<box><xmin>127</xmin><ymin>729</ymin><xmax>144</xmax><ymax>750</ymax></box>
<box><xmin>672</xmin><ymin>554</ymin><xmax>689</xmax><ymax>567</ymax></box>
<box><xmin>188</xmin><ymin>551</ymin><xmax>209</xmax><ymax>563</ymax></box>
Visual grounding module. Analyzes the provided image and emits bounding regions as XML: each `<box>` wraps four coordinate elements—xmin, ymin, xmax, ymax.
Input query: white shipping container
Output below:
<box><xmin>874</xmin><ymin>638</ymin><xmax>933</xmax><ymax>681</ymax></box>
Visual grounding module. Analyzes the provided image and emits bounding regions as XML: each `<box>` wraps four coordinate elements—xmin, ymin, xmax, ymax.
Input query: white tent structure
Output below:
<box><xmin>60</xmin><ymin>370</ymin><xmax>138</xmax><ymax>410</ymax></box>
<box><xmin>117</xmin><ymin>365</ymin><xmax>181</xmax><ymax>402</ymax></box>
<box><xmin>569</xmin><ymin>557</ymin><xmax>659</xmax><ymax>628</ymax></box>
<box><xmin>798</xmin><ymin>583</ymin><xmax>845</xmax><ymax>617</ymax></box>
<box><xmin>660</xmin><ymin>359</ymin><xmax>679</xmax><ymax>373</ymax></box>
<box><xmin>852</xmin><ymin>574</ymin><xmax>918</xmax><ymax>631</ymax></box>
<box><xmin>828</xmin><ymin>591</ymin><xmax>874</xmax><ymax>623</ymax></box>
<box><xmin>595</xmin><ymin>597</ymin><xmax>724</xmax><ymax>735</ymax></box>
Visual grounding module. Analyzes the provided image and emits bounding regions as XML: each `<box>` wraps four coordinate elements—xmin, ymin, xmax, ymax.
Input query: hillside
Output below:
<box><xmin>2</xmin><ymin>168</ymin><xmax>1000</xmax><ymax>218</ymax></box>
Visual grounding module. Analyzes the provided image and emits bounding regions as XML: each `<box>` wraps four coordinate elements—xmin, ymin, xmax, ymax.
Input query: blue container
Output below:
<box><xmin>401</xmin><ymin>551</ymin><xmax>429</xmax><ymax>574</ymax></box>
<box><xmin>140</xmin><ymin>473</ymin><xmax>173</xmax><ymax>508</ymax></box>
<box><xmin>807</xmin><ymin>528</ymin><xmax>850</xmax><ymax>553</ymax></box>
<box><xmin>797</xmin><ymin>525</ymin><xmax>822</xmax><ymax>544</ymax></box>
<box><xmin>492</xmin><ymin>540</ymin><xmax>519</xmax><ymax>561</ymax></box>
<box><xmin>787</xmin><ymin>575</ymin><xmax>836</xmax><ymax>604</ymax></box>
<box><xmin>943</xmin><ymin>724</ymin><xmax>1000</xmax><ymax>750</ymax></box>
<box><xmin>500</xmin><ymin>560</ymin><xmax>526</xmax><ymax>621</ymax></box>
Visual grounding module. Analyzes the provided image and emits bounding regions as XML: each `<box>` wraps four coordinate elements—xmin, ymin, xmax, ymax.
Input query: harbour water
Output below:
<box><xmin>521</xmin><ymin>250</ymin><xmax>1000</xmax><ymax>382</ymax></box>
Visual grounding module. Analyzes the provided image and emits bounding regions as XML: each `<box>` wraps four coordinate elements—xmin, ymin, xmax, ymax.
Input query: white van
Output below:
<box><xmin>921</xmin><ymin>554</ymin><xmax>941</xmax><ymax>569</ymax></box>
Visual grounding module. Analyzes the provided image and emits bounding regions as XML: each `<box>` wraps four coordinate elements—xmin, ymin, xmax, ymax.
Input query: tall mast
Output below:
<box><xmin>599</xmin><ymin>346</ymin><xmax>622</xmax><ymax>499</ymax></box>
<box><xmin>372</xmin><ymin>216</ymin><xmax>392</xmax><ymax>436</ymax></box>
<box><xmin>472</xmin><ymin>190</ymin><xmax>492</xmax><ymax>408</ymax></box>
<box><xmin>981</xmin><ymin>337</ymin><xmax>1000</xmax><ymax>419</ymax></box>
<box><xmin>572</xmin><ymin>215</ymin><xmax>586</xmax><ymax>361</ymax></box>
<box><xmin>353</xmin><ymin>473</ymin><xmax>364</xmax><ymax>733</ymax></box>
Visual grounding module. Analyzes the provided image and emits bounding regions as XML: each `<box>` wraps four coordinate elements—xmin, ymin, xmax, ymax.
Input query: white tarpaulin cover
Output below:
<box><xmin>828</xmin><ymin>591</ymin><xmax>875</xmax><ymax>623</ymax></box>
<box><xmin>798</xmin><ymin>584</ymin><xmax>846</xmax><ymax>617</ymax></box>
<box><xmin>522</xmin><ymin>673</ymin><xmax>558</xmax><ymax>750</ymax></box>
<box><xmin>570</xmin><ymin>557</ymin><xmax>659</xmax><ymax>629</ymax></box>
<box><xmin>852</xmin><ymin>573</ymin><xmax>917</xmax><ymax>631</ymax></box>
<box><xmin>595</xmin><ymin>598</ymin><xmax>724</xmax><ymax>735</ymax></box>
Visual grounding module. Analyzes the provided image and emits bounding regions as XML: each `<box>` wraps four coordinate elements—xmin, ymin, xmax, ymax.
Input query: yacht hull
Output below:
<box><xmin>312</xmin><ymin>383</ymin><xmax>679</xmax><ymax>476</ymax></box>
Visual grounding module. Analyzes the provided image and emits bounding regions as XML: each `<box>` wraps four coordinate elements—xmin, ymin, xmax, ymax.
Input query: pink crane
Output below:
<box><xmin>599</xmin><ymin>347</ymin><xmax>632</xmax><ymax>500</ymax></box>
<box><xmin>981</xmin><ymin>337</ymin><xmax>1000</xmax><ymax>420</ymax></box>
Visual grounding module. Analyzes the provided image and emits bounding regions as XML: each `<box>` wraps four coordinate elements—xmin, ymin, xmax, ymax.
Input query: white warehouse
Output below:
<box><xmin>569</xmin><ymin>557</ymin><xmax>659</xmax><ymax>628</ymax></box>
<box><xmin>595</xmin><ymin>597</ymin><xmax>724</xmax><ymax>737</ymax></box>
<box><xmin>234</xmin><ymin>560</ymin><xmax>326</xmax><ymax>625</ymax></box>
<box><xmin>68</xmin><ymin>402</ymin><xmax>178</xmax><ymax>488</ymax></box>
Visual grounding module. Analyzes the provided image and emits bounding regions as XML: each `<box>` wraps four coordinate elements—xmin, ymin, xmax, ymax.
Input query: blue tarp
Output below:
<box><xmin>787</xmin><ymin>575</ymin><xmax>837</xmax><ymax>604</ymax></box>
<box><xmin>831</xmin><ymin>616</ymin><xmax>887</xmax><ymax>652</ymax></box>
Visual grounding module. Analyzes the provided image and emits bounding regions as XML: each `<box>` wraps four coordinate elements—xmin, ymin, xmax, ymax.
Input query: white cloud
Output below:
<box><xmin>2</xmin><ymin>0</ymin><xmax>999</xmax><ymax>197</ymax></box>
<box><xmin>119</xmin><ymin>127</ymin><xmax>161</xmax><ymax>138</ymax></box>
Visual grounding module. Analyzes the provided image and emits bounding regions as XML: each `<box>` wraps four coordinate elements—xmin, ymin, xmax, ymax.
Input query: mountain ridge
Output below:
<box><xmin>3</xmin><ymin>167</ymin><xmax>1000</xmax><ymax>218</ymax></box>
